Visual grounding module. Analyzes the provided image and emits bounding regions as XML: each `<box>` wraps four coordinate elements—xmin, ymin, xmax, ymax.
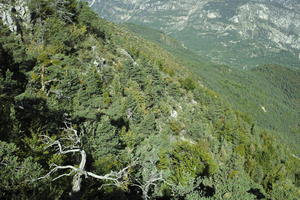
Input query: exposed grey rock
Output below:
<box><xmin>0</xmin><ymin>0</ymin><xmax>31</xmax><ymax>33</ymax></box>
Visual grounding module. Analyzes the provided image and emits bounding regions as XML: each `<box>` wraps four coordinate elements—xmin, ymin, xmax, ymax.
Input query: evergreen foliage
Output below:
<box><xmin>0</xmin><ymin>1</ymin><xmax>299</xmax><ymax>199</ymax></box>
<box><xmin>125</xmin><ymin>23</ymin><xmax>300</xmax><ymax>154</ymax></box>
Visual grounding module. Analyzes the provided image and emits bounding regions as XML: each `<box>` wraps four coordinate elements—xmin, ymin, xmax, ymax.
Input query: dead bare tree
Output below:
<box><xmin>131</xmin><ymin>157</ymin><xmax>173</xmax><ymax>200</ymax></box>
<box><xmin>35</xmin><ymin>122</ymin><xmax>133</xmax><ymax>198</ymax></box>
<box><xmin>132</xmin><ymin>170</ymin><xmax>164</xmax><ymax>200</ymax></box>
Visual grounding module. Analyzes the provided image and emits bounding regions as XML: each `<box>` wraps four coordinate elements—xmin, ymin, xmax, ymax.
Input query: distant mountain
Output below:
<box><xmin>87</xmin><ymin>0</ymin><xmax>300</xmax><ymax>68</ymax></box>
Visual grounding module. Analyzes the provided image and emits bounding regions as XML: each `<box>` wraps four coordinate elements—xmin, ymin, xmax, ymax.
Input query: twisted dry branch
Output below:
<box><xmin>36</xmin><ymin>122</ymin><xmax>133</xmax><ymax>194</ymax></box>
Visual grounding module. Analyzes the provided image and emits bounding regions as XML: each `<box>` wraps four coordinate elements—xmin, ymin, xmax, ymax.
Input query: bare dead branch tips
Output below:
<box><xmin>132</xmin><ymin>171</ymin><xmax>164</xmax><ymax>200</ymax></box>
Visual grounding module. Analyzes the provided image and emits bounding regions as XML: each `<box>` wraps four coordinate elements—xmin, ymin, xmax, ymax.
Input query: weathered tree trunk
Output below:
<box><xmin>41</xmin><ymin>64</ymin><xmax>45</xmax><ymax>91</ymax></box>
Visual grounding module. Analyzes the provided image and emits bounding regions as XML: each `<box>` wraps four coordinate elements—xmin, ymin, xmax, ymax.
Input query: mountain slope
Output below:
<box><xmin>124</xmin><ymin>23</ymin><xmax>300</xmax><ymax>153</ymax></box>
<box><xmin>88</xmin><ymin>0</ymin><xmax>300</xmax><ymax>68</ymax></box>
<box><xmin>0</xmin><ymin>1</ymin><xmax>299</xmax><ymax>199</ymax></box>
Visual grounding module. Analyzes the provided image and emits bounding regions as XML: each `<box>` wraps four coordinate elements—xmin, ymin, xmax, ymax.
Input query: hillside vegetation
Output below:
<box><xmin>125</xmin><ymin>23</ymin><xmax>300</xmax><ymax>154</ymax></box>
<box><xmin>0</xmin><ymin>1</ymin><xmax>300</xmax><ymax>200</ymax></box>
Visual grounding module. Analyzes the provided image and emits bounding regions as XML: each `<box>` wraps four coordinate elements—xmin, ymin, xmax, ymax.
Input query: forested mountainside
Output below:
<box><xmin>0</xmin><ymin>1</ymin><xmax>300</xmax><ymax>200</ymax></box>
<box><xmin>124</xmin><ymin>23</ymin><xmax>300</xmax><ymax>154</ymax></box>
<box><xmin>88</xmin><ymin>0</ymin><xmax>300</xmax><ymax>68</ymax></box>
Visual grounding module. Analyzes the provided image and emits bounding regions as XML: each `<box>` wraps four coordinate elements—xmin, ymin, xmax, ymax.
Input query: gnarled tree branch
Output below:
<box><xmin>36</xmin><ymin>122</ymin><xmax>133</xmax><ymax>196</ymax></box>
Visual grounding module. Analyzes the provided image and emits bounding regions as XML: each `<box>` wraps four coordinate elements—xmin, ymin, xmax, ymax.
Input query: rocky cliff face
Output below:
<box><xmin>0</xmin><ymin>0</ymin><xmax>31</xmax><ymax>33</ymax></box>
<box><xmin>87</xmin><ymin>0</ymin><xmax>300</xmax><ymax>68</ymax></box>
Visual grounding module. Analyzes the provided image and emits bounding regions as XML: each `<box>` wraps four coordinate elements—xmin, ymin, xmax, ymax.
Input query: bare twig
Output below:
<box><xmin>132</xmin><ymin>169</ymin><xmax>164</xmax><ymax>200</ymax></box>
<box><xmin>89</xmin><ymin>0</ymin><xmax>96</xmax><ymax>7</ymax></box>
<box><xmin>36</xmin><ymin>122</ymin><xmax>133</xmax><ymax>195</ymax></box>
